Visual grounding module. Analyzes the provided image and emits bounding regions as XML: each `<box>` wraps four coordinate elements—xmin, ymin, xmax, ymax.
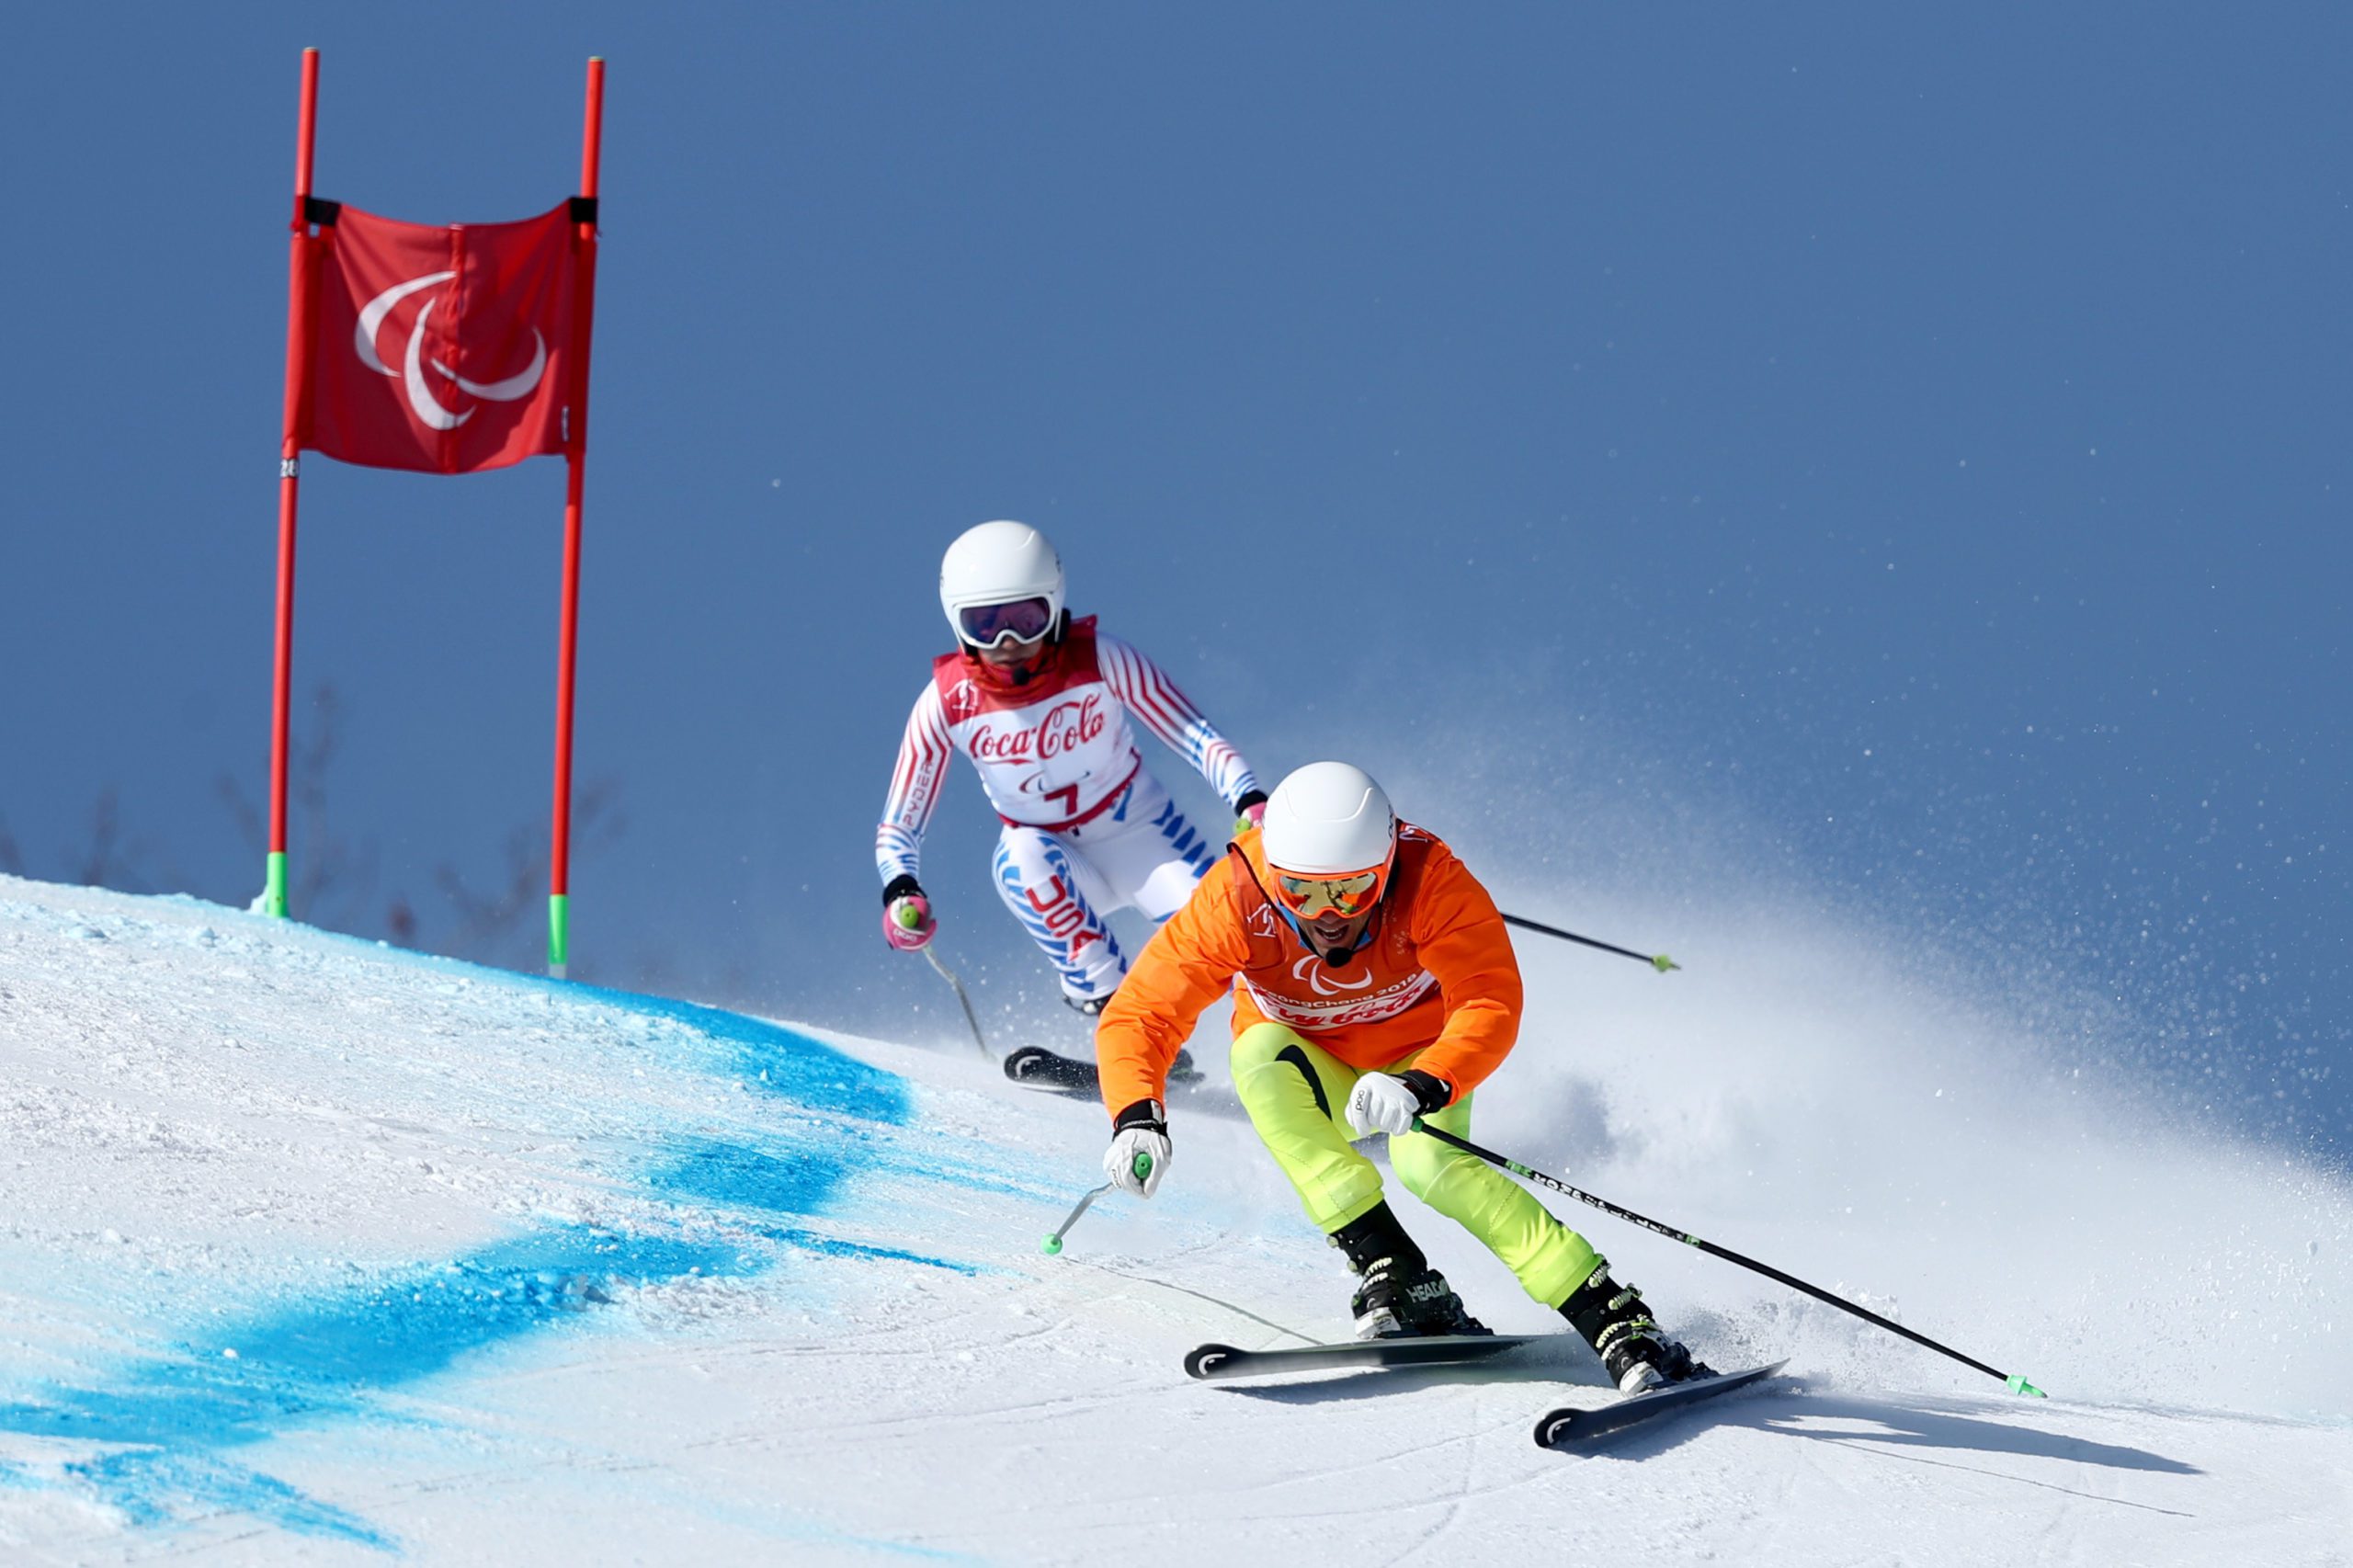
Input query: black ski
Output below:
<box><xmin>1001</xmin><ymin>1045</ymin><xmax>1101</xmax><ymax>1095</ymax></box>
<box><xmin>1186</xmin><ymin>1333</ymin><xmax>1539</xmax><ymax>1381</ymax></box>
<box><xmin>1004</xmin><ymin>1045</ymin><xmax>1199</xmax><ymax>1097</ymax></box>
<box><xmin>1532</xmin><ymin>1358</ymin><xmax>1787</xmax><ymax>1448</ymax></box>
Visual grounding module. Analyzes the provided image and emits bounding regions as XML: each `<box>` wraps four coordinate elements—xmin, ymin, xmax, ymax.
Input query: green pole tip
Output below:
<box><xmin>2006</xmin><ymin>1374</ymin><xmax>2047</xmax><ymax>1398</ymax></box>
<box><xmin>1131</xmin><ymin>1151</ymin><xmax>1154</xmax><ymax>1179</ymax></box>
<box><xmin>1040</xmin><ymin>1234</ymin><xmax>1063</xmax><ymax>1256</ymax></box>
<box><xmin>1653</xmin><ymin>953</ymin><xmax>1679</xmax><ymax>972</ymax></box>
<box><xmin>263</xmin><ymin>852</ymin><xmax>290</xmax><ymax>919</ymax></box>
<box><xmin>893</xmin><ymin>902</ymin><xmax>924</xmax><ymax>930</ymax></box>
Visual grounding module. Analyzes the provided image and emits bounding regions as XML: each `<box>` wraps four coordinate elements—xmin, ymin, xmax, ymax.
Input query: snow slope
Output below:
<box><xmin>3</xmin><ymin>875</ymin><xmax>2348</xmax><ymax>1564</ymax></box>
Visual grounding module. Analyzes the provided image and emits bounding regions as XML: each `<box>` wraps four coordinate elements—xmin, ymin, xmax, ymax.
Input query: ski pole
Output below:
<box><xmin>1040</xmin><ymin>1152</ymin><xmax>1154</xmax><ymax>1256</ymax></box>
<box><xmin>1500</xmin><ymin>912</ymin><xmax>1679</xmax><ymax>972</ymax></box>
<box><xmin>1408</xmin><ymin>1119</ymin><xmax>2045</xmax><ymax>1397</ymax></box>
<box><xmin>920</xmin><ymin>945</ymin><xmax>995</xmax><ymax>1062</ymax></box>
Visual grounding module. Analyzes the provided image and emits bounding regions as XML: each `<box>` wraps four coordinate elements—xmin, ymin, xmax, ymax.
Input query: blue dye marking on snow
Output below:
<box><xmin>745</xmin><ymin>1225</ymin><xmax>986</xmax><ymax>1277</ymax></box>
<box><xmin>0</xmin><ymin>968</ymin><xmax>962</xmax><ymax>1551</ymax></box>
<box><xmin>659</xmin><ymin>1135</ymin><xmax>878</xmax><ymax>1216</ymax></box>
<box><xmin>0</xmin><ymin>1228</ymin><xmax>734</xmax><ymax>1550</ymax></box>
<box><xmin>867</xmin><ymin>1142</ymin><xmax>1063</xmax><ymax>1202</ymax></box>
<box><xmin>575</xmin><ymin>987</ymin><xmax>1009</xmax><ymax>1272</ymax></box>
<box><xmin>67</xmin><ymin>1452</ymin><xmax>392</xmax><ymax>1549</ymax></box>
<box><xmin>648</xmin><ymin>1138</ymin><xmax>985</xmax><ymax>1276</ymax></box>
<box><xmin>554</xmin><ymin>981</ymin><xmax>914</xmax><ymax>1126</ymax></box>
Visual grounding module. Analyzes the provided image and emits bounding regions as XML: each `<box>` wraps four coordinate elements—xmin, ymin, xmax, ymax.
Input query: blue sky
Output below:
<box><xmin>0</xmin><ymin>6</ymin><xmax>2344</xmax><ymax>1152</ymax></box>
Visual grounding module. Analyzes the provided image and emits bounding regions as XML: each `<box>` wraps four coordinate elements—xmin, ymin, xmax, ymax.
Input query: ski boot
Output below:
<box><xmin>1349</xmin><ymin>1256</ymin><xmax>1491</xmax><ymax>1340</ymax></box>
<box><xmin>1562</xmin><ymin>1268</ymin><xmax>1707</xmax><ymax>1393</ymax></box>
<box><xmin>1328</xmin><ymin>1201</ymin><xmax>1489</xmax><ymax>1339</ymax></box>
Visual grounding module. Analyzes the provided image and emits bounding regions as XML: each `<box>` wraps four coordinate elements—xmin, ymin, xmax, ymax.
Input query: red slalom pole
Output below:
<box><xmin>265</xmin><ymin>46</ymin><xmax>322</xmax><ymax>919</ymax></box>
<box><xmin>547</xmin><ymin>56</ymin><xmax>603</xmax><ymax>977</ymax></box>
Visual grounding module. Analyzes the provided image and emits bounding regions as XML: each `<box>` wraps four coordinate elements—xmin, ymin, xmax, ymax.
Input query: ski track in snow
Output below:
<box><xmin>2</xmin><ymin>874</ymin><xmax>2349</xmax><ymax>1564</ymax></box>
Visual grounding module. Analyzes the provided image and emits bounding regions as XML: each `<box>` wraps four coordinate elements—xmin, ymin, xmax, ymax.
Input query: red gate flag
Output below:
<box><xmin>266</xmin><ymin>51</ymin><xmax>606</xmax><ymax>977</ymax></box>
<box><xmin>303</xmin><ymin>200</ymin><xmax>580</xmax><ymax>474</ymax></box>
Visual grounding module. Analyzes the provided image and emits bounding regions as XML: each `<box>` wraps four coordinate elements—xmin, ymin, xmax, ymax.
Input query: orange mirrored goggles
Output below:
<box><xmin>1273</xmin><ymin>867</ymin><xmax>1388</xmax><ymax>920</ymax></box>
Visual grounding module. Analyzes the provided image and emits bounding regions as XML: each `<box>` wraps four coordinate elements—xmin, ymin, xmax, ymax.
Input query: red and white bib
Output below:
<box><xmin>931</xmin><ymin>619</ymin><xmax>1143</xmax><ymax>831</ymax></box>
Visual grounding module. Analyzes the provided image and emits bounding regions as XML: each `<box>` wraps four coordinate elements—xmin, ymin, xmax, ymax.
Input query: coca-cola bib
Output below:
<box><xmin>931</xmin><ymin>619</ymin><xmax>1144</xmax><ymax>830</ymax></box>
<box><xmin>1228</xmin><ymin>827</ymin><xmax>1445</xmax><ymax>1037</ymax></box>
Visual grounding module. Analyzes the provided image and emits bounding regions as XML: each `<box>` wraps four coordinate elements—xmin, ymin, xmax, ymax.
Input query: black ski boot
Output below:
<box><xmin>1562</xmin><ymin>1268</ymin><xmax>1706</xmax><ymax>1393</ymax></box>
<box><xmin>1329</xmin><ymin>1202</ymin><xmax>1490</xmax><ymax>1340</ymax></box>
<box><xmin>1349</xmin><ymin>1256</ymin><xmax>1490</xmax><ymax>1339</ymax></box>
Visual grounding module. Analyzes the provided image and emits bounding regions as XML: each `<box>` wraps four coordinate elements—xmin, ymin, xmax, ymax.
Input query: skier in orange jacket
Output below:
<box><xmin>1092</xmin><ymin>760</ymin><xmax>1702</xmax><ymax>1392</ymax></box>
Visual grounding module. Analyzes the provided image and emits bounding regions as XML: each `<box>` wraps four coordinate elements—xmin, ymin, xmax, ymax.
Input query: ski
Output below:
<box><xmin>1001</xmin><ymin>1045</ymin><xmax>1101</xmax><ymax>1095</ymax></box>
<box><xmin>1004</xmin><ymin>1045</ymin><xmax>1200</xmax><ymax>1097</ymax></box>
<box><xmin>1186</xmin><ymin>1333</ymin><xmax>1540</xmax><ymax>1381</ymax></box>
<box><xmin>1532</xmin><ymin>1358</ymin><xmax>1787</xmax><ymax>1448</ymax></box>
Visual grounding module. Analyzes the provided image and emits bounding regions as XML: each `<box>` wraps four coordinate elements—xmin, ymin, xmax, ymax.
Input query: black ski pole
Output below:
<box><xmin>1409</xmin><ymin>1119</ymin><xmax>2045</xmax><ymax>1397</ymax></box>
<box><xmin>1501</xmin><ymin>912</ymin><xmax>1679</xmax><ymax>972</ymax></box>
<box><xmin>920</xmin><ymin>945</ymin><xmax>995</xmax><ymax>1062</ymax></box>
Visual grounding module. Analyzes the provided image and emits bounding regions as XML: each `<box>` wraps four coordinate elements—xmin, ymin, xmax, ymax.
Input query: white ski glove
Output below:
<box><xmin>1346</xmin><ymin>1070</ymin><xmax>1452</xmax><ymax>1138</ymax></box>
<box><xmin>1104</xmin><ymin>1098</ymin><xmax>1171</xmax><ymax>1198</ymax></box>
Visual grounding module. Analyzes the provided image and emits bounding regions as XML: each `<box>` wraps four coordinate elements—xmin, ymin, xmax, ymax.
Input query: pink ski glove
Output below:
<box><xmin>883</xmin><ymin>893</ymin><xmax>936</xmax><ymax>951</ymax></box>
<box><xmin>1233</xmin><ymin>790</ymin><xmax>1268</xmax><ymax>835</ymax></box>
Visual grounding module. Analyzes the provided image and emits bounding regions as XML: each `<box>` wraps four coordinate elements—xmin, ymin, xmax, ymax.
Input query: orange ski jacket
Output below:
<box><xmin>1094</xmin><ymin>823</ymin><xmax>1523</xmax><ymax>1117</ymax></box>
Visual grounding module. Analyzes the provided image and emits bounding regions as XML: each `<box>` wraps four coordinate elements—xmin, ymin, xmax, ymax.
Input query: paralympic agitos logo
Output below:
<box><xmin>1292</xmin><ymin>951</ymin><xmax>1372</xmax><ymax>995</ymax></box>
<box><xmin>354</xmin><ymin>272</ymin><xmax>548</xmax><ymax>431</ymax></box>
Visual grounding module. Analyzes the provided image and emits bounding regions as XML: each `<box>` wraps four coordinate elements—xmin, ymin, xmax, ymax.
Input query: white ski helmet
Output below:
<box><xmin>939</xmin><ymin>520</ymin><xmax>1065</xmax><ymax>648</ymax></box>
<box><xmin>1261</xmin><ymin>762</ymin><xmax>1397</xmax><ymax>876</ymax></box>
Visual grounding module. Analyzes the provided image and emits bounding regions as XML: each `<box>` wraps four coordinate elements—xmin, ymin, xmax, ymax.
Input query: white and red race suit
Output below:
<box><xmin>876</xmin><ymin>617</ymin><xmax>1261</xmax><ymax>1002</ymax></box>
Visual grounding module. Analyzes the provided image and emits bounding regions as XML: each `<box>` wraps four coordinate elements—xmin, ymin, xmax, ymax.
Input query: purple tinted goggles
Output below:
<box><xmin>957</xmin><ymin>597</ymin><xmax>1056</xmax><ymax>649</ymax></box>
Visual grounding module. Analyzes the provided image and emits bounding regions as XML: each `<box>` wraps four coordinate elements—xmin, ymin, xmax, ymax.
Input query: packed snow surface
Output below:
<box><xmin>2</xmin><ymin>875</ymin><xmax>2347</xmax><ymax>1563</ymax></box>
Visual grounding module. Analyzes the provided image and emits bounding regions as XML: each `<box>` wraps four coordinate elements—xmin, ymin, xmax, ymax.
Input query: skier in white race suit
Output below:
<box><xmin>876</xmin><ymin>521</ymin><xmax>1267</xmax><ymax>1035</ymax></box>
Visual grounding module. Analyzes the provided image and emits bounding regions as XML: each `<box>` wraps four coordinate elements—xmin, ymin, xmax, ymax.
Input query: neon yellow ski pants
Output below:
<box><xmin>1229</xmin><ymin>1021</ymin><xmax>1601</xmax><ymax>1310</ymax></box>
